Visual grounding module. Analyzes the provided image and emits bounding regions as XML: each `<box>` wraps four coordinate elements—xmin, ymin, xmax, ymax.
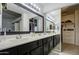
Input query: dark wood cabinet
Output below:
<box><xmin>43</xmin><ymin>37</ymin><xmax>53</xmax><ymax>55</ymax></box>
<box><xmin>49</xmin><ymin>37</ymin><xmax>53</xmax><ymax>51</ymax></box>
<box><xmin>0</xmin><ymin>46</ymin><xmax>18</xmax><ymax>55</ymax></box>
<box><xmin>43</xmin><ymin>43</ymin><xmax>49</xmax><ymax>55</ymax></box>
<box><xmin>30</xmin><ymin>46</ymin><xmax>43</xmax><ymax>55</ymax></box>
<box><xmin>18</xmin><ymin>40</ymin><xmax>41</xmax><ymax>55</ymax></box>
<box><xmin>56</xmin><ymin>35</ymin><xmax>60</xmax><ymax>44</ymax></box>
<box><xmin>0</xmin><ymin>35</ymin><xmax>60</xmax><ymax>55</ymax></box>
<box><xmin>53</xmin><ymin>35</ymin><xmax>60</xmax><ymax>48</ymax></box>
<box><xmin>53</xmin><ymin>35</ymin><xmax>57</xmax><ymax>48</ymax></box>
<box><xmin>17</xmin><ymin>44</ymin><xmax>30</xmax><ymax>55</ymax></box>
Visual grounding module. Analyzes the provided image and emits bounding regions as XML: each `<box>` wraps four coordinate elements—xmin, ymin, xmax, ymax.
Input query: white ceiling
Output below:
<box><xmin>36</xmin><ymin>3</ymin><xmax>76</xmax><ymax>13</ymax></box>
<box><xmin>6</xmin><ymin>3</ymin><xmax>76</xmax><ymax>18</ymax></box>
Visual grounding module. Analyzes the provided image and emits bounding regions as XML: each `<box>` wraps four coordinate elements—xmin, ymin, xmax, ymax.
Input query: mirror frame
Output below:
<box><xmin>0</xmin><ymin>3</ymin><xmax>44</xmax><ymax>35</ymax></box>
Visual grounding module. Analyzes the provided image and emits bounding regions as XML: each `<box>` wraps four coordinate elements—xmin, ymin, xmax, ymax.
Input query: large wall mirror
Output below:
<box><xmin>45</xmin><ymin>19</ymin><xmax>55</xmax><ymax>32</ymax></box>
<box><xmin>1</xmin><ymin>3</ymin><xmax>44</xmax><ymax>35</ymax></box>
<box><xmin>45</xmin><ymin>9</ymin><xmax>61</xmax><ymax>33</ymax></box>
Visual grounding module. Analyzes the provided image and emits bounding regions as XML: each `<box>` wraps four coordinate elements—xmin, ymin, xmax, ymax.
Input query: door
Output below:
<box><xmin>62</xmin><ymin>14</ymin><xmax>75</xmax><ymax>45</ymax></box>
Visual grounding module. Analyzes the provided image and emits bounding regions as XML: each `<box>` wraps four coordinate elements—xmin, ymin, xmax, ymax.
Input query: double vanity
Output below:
<box><xmin>0</xmin><ymin>33</ymin><xmax>60</xmax><ymax>55</ymax></box>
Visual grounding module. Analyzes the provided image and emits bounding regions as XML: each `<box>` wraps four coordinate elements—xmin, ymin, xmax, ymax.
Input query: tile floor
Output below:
<box><xmin>49</xmin><ymin>43</ymin><xmax>79</xmax><ymax>55</ymax></box>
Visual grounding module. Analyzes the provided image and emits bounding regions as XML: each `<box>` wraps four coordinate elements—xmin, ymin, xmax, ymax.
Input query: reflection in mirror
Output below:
<box><xmin>2</xmin><ymin>3</ymin><xmax>43</xmax><ymax>34</ymax></box>
<box><xmin>2</xmin><ymin>8</ymin><xmax>21</xmax><ymax>32</ymax></box>
<box><xmin>45</xmin><ymin>9</ymin><xmax>61</xmax><ymax>33</ymax></box>
<box><xmin>45</xmin><ymin>19</ymin><xmax>55</xmax><ymax>32</ymax></box>
<box><xmin>29</xmin><ymin>16</ymin><xmax>43</xmax><ymax>32</ymax></box>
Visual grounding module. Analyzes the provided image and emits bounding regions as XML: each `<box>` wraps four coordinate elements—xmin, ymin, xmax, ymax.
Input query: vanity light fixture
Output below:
<box><xmin>25</xmin><ymin>3</ymin><xmax>41</xmax><ymax>12</ymax></box>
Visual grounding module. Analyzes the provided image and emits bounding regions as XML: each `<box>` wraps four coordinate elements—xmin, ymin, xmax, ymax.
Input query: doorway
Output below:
<box><xmin>61</xmin><ymin>4</ymin><xmax>79</xmax><ymax>55</ymax></box>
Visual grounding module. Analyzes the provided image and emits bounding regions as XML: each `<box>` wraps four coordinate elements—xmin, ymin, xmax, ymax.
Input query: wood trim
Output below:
<box><xmin>0</xmin><ymin>31</ymin><xmax>30</xmax><ymax>35</ymax></box>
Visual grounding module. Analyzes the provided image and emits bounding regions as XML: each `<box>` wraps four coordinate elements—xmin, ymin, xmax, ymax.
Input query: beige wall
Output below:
<box><xmin>75</xmin><ymin>8</ymin><xmax>79</xmax><ymax>46</ymax></box>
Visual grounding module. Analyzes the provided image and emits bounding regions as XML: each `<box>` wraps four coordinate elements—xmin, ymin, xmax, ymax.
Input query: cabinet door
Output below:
<box><xmin>53</xmin><ymin>35</ymin><xmax>60</xmax><ymax>48</ymax></box>
<box><xmin>47</xmin><ymin>37</ymin><xmax>52</xmax><ymax>51</ymax></box>
<box><xmin>56</xmin><ymin>35</ymin><xmax>60</xmax><ymax>44</ymax></box>
<box><xmin>30</xmin><ymin>46</ymin><xmax>43</xmax><ymax>55</ymax></box>
<box><xmin>49</xmin><ymin>39</ymin><xmax>53</xmax><ymax>50</ymax></box>
<box><xmin>18</xmin><ymin>44</ymin><xmax>30</xmax><ymax>55</ymax></box>
<box><xmin>51</xmin><ymin>36</ymin><xmax>54</xmax><ymax>48</ymax></box>
<box><xmin>36</xmin><ymin>39</ymin><xmax>43</xmax><ymax>47</ymax></box>
<box><xmin>18</xmin><ymin>41</ymin><xmax>39</xmax><ymax>55</ymax></box>
<box><xmin>43</xmin><ymin>43</ymin><xmax>49</xmax><ymax>55</ymax></box>
<box><xmin>42</xmin><ymin>38</ymin><xmax>48</xmax><ymax>45</ymax></box>
<box><xmin>53</xmin><ymin>35</ymin><xmax>57</xmax><ymax>48</ymax></box>
<box><xmin>43</xmin><ymin>37</ymin><xmax>53</xmax><ymax>55</ymax></box>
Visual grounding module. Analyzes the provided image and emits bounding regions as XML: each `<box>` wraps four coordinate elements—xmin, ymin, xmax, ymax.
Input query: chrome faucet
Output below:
<box><xmin>16</xmin><ymin>34</ymin><xmax>22</xmax><ymax>39</ymax></box>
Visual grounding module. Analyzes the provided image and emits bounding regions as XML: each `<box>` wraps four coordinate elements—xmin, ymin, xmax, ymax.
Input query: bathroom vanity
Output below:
<box><xmin>0</xmin><ymin>3</ymin><xmax>61</xmax><ymax>55</ymax></box>
<box><xmin>0</xmin><ymin>33</ymin><xmax>60</xmax><ymax>55</ymax></box>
